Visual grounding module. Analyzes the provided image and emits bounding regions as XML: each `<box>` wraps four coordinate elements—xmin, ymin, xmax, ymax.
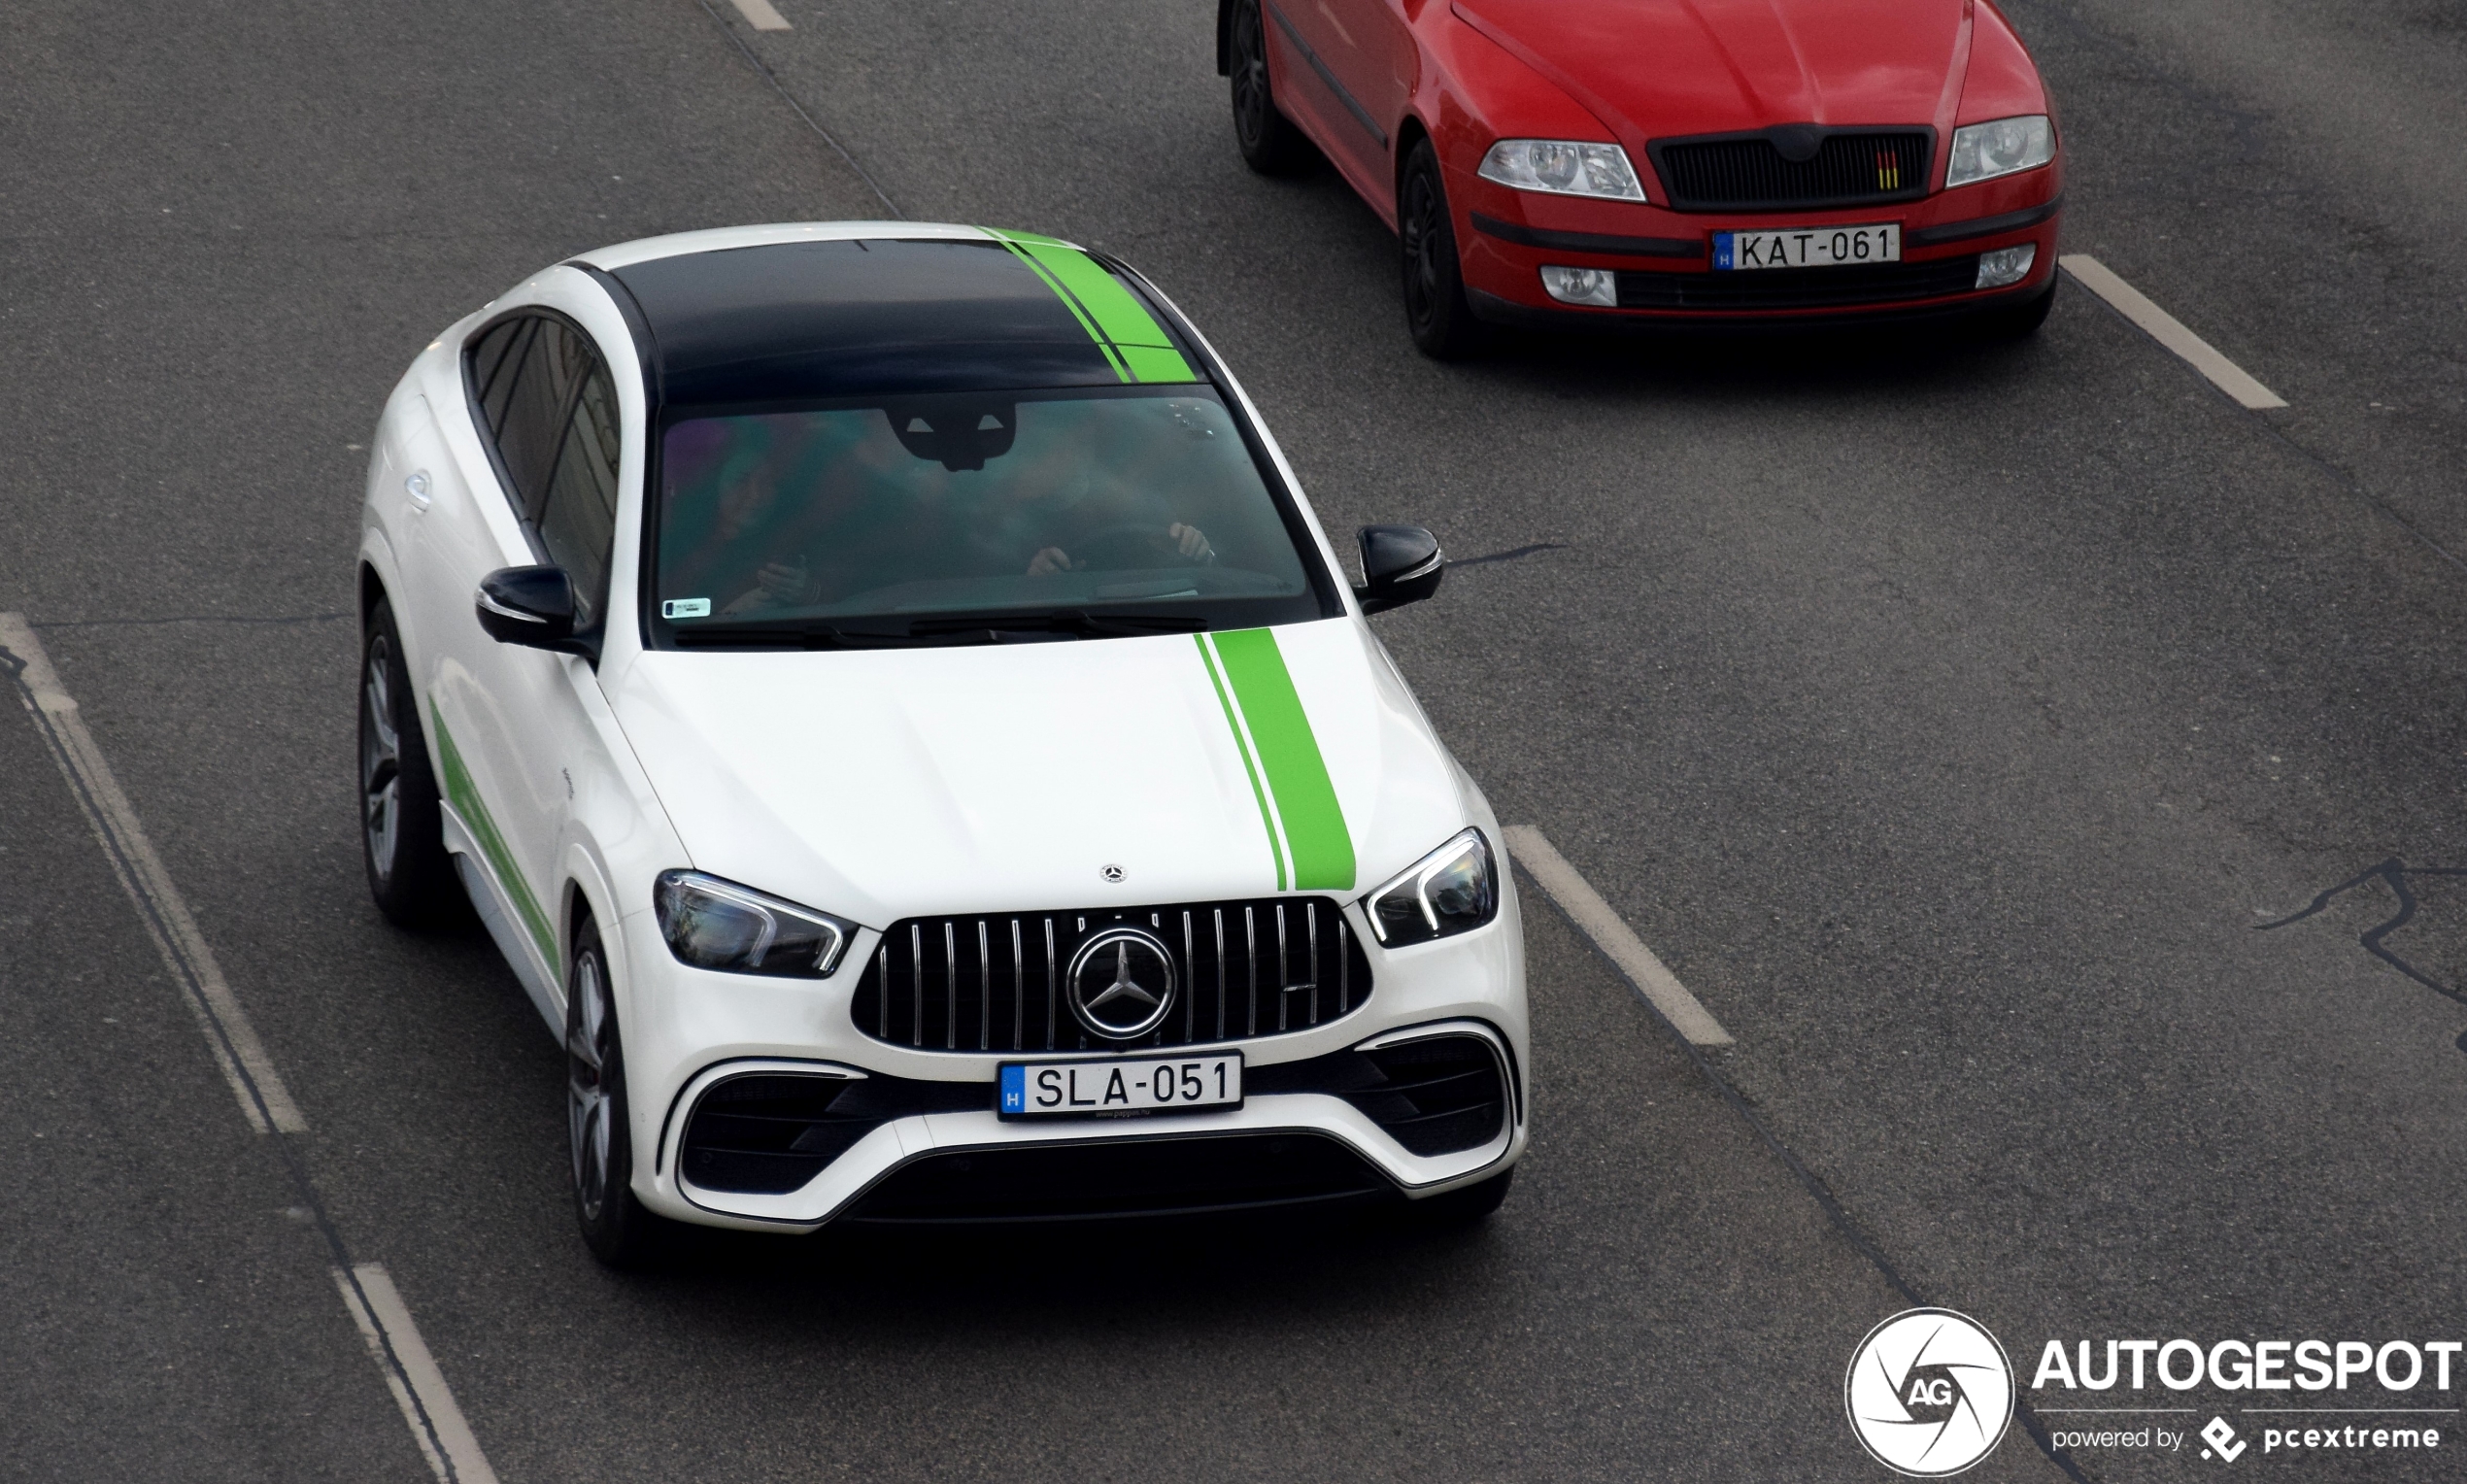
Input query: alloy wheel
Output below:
<box><xmin>1402</xmin><ymin>170</ymin><xmax>1445</xmax><ymax>331</ymax></box>
<box><xmin>359</xmin><ymin>639</ymin><xmax>401</xmax><ymax>882</ymax></box>
<box><xmin>567</xmin><ymin>950</ymin><xmax>615</xmax><ymax>1223</ymax></box>
<box><xmin>1233</xmin><ymin>1</ymin><xmax>1272</xmax><ymax>149</ymax></box>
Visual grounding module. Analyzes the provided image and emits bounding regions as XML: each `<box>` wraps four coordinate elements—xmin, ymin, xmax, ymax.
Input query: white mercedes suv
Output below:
<box><xmin>355</xmin><ymin>222</ymin><xmax>1528</xmax><ymax>1264</ymax></box>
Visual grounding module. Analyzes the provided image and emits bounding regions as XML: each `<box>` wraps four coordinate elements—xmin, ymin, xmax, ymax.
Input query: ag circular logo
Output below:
<box><xmin>1844</xmin><ymin>1308</ymin><xmax>2014</xmax><ymax>1476</ymax></box>
<box><xmin>1065</xmin><ymin>927</ymin><xmax>1176</xmax><ymax>1039</ymax></box>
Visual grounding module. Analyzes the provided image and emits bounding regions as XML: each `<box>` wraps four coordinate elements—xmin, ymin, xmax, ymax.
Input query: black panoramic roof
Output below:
<box><xmin>604</xmin><ymin>236</ymin><xmax>1195</xmax><ymax>409</ymax></box>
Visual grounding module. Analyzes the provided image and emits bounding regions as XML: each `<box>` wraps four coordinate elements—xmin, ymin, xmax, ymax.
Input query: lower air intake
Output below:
<box><xmin>1344</xmin><ymin>1035</ymin><xmax>1510</xmax><ymax>1156</ymax></box>
<box><xmin>840</xmin><ymin>1132</ymin><xmax>1391</xmax><ymax>1223</ymax></box>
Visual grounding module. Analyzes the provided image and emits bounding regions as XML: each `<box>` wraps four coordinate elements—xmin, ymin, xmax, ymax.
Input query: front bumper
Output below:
<box><xmin>618</xmin><ymin>891</ymin><xmax>1530</xmax><ymax>1231</ymax></box>
<box><xmin>1454</xmin><ymin>161</ymin><xmax>2062</xmax><ymax>326</ymax></box>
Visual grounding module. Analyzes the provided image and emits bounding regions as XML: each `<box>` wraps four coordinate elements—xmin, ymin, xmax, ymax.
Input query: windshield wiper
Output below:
<box><xmin>670</xmin><ymin>621</ymin><xmax>919</xmax><ymax>650</ymax></box>
<box><xmin>906</xmin><ymin>609</ymin><xmax>1207</xmax><ymax>639</ymax></box>
<box><xmin>671</xmin><ymin>610</ymin><xmax>1205</xmax><ymax>650</ymax></box>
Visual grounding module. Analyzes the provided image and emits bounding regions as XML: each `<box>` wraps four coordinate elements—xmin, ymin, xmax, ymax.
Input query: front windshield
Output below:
<box><xmin>651</xmin><ymin>387</ymin><xmax>1328</xmax><ymax>646</ymax></box>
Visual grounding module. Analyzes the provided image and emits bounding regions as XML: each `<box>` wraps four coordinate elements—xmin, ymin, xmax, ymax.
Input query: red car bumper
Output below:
<box><xmin>1454</xmin><ymin>160</ymin><xmax>2062</xmax><ymax>326</ymax></box>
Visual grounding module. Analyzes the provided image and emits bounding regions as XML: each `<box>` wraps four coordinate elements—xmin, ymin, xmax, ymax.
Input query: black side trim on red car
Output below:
<box><xmin>1469</xmin><ymin>214</ymin><xmax>1704</xmax><ymax>259</ymax></box>
<box><xmin>1264</xmin><ymin>1</ymin><xmax>1386</xmax><ymax>147</ymax></box>
<box><xmin>1905</xmin><ymin>194</ymin><xmax>2065</xmax><ymax>247</ymax></box>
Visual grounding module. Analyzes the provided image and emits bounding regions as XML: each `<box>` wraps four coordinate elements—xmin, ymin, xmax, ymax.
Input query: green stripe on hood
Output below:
<box><xmin>985</xmin><ymin>228</ymin><xmax>1200</xmax><ymax>385</ymax></box>
<box><xmin>1200</xmin><ymin>628</ymin><xmax>1355</xmax><ymax>891</ymax></box>
<box><xmin>430</xmin><ymin>702</ymin><xmax>556</xmax><ymax>963</ymax></box>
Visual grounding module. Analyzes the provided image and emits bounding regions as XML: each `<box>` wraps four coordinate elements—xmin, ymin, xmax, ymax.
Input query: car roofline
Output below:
<box><xmin>571</xmin><ymin>221</ymin><xmax>1071</xmax><ymax>273</ymax></box>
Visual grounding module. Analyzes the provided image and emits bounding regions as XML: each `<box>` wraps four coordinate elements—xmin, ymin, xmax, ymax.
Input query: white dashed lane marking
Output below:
<box><xmin>2062</xmin><ymin>254</ymin><xmax>2288</xmax><ymax>411</ymax></box>
<box><xmin>0</xmin><ymin>612</ymin><xmax>305</xmax><ymax>1133</ymax></box>
<box><xmin>1504</xmin><ymin>825</ymin><xmax>1736</xmax><ymax>1047</ymax></box>
<box><xmin>727</xmin><ymin>0</ymin><xmax>793</xmax><ymax>30</ymax></box>
<box><xmin>337</xmin><ymin>1265</ymin><xmax>501</xmax><ymax>1484</ymax></box>
<box><xmin>2</xmin><ymin>612</ymin><xmax>497</xmax><ymax>1484</ymax></box>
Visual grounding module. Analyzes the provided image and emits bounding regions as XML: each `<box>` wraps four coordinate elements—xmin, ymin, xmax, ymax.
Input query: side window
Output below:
<box><xmin>537</xmin><ymin>368</ymin><xmax>623</xmax><ymax>627</ymax></box>
<box><xmin>493</xmin><ymin>319</ymin><xmax>592</xmax><ymax>518</ymax></box>
<box><xmin>467</xmin><ymin>319</ymin><xmax>532</xmax><ymax>438</ymax></box>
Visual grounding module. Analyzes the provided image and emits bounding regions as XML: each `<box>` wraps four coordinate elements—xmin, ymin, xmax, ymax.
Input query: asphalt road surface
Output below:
<box><xmin>4</xmin><ymin>0</ymin><xmax>2465</xmax><ymax>1478</ymax></box>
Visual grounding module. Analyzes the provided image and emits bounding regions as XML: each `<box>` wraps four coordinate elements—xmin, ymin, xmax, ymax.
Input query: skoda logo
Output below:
<box><xmin>1065</xmin><ymin>927</ymin><xmax>1177</xmax><ymax>1040</ymax></box>
<box><xmin>1844</xmin><ymin>1308</ymin><xmax>2014</xmax><ymax>1476</ymax></box>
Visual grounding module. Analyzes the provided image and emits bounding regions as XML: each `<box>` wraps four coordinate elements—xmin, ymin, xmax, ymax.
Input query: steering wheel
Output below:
<box><xmin>1062</xmin><ymin>523</ymin><xmax>1215</xmax><ymax>570</ymax></box>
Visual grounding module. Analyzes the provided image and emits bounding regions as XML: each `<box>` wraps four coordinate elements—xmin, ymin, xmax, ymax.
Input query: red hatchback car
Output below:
<box><xmin>1217</xmin><ymin>0</ymin><xmax>2063</xmax><ymax>355</ymax></box>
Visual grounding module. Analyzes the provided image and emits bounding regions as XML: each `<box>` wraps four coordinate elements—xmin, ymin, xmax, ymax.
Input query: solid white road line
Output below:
<box><xmin>335</xmin><ymin>1265</ymin><xmax>500</xmax><ymax>1484</ymax></box>
<box><xmin>2061</xmin><ymin>254</ymin><xmax>2288</xmax><ymax>411</ymax></box>
<box><xmin>1503</xmin><ymin>825</ymin><xmax>1735</xmax><ymax>1046</ymax></box>
<box><xmin>0</xmin><ymin>613</ymin><xmax>306</xmax><ymax>1133</ymax></box>
<box><xmin>728</xmin><ymin>0</ymin><xmax>793</xmax><ymax>30</ymax></box>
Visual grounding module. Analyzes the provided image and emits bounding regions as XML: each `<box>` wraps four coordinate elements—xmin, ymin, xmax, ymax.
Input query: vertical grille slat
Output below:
<box><xmin>1306</xmin><ymin>902</ymin><xmax>1321</xmax><ymax>1027</ymax></box>
<box><xmin>1010</xmin><ymin>919</ymin><xmax>1025</xmax><ymax>1052</ymax></box>
<box><xmin>1653</xmin><ymin>128</ymin><xmax>1932</xmax><ymax>212</ymax></box>
<box><xmin>857</xmin><ymin>895</ymin><xmax>1375</xmax><ymax>1054</ymax></box>
<box><xmin>1243</xmin><ymin>906</ymin><xmax>1259</xmax><ymax>1038</ymax></box>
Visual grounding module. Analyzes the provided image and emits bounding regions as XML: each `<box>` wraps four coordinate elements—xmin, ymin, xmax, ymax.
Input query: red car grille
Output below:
<box><xmin>1652</xmin><ymin>130</ymin><xmax>1933</xmax><ymax>212</ymax></box>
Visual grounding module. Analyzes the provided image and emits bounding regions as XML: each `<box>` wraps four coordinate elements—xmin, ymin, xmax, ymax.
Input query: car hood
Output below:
<box><xmin>1453</xmin><ymin>0</ymin><xmax>1964</xmax><ymax>142</ymax></box>
<box><xmin>609</xmin><ymin>621</ymin><xmax>1470</xmax><ymax>928</ymax></box>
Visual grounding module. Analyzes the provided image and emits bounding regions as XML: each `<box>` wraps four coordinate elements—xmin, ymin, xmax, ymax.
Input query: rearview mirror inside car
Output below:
<box><xmin>475</xmin><ymin>566</ymin><xmax>593</xmax><ymax>658</ymax></box>
<box><xmin>1355</xmin><ymin>525</ymin><xmax>1443</xmax><ymax>615</ymax></box>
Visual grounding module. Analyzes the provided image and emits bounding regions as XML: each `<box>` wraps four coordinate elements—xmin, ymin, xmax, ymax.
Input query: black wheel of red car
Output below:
<box><xmin>1400</xmin><ymin>141</ymin><xmax>1483</xmax><ymax>359</ymax></box>
<box><xmin>1230</xmin><ymin>0</ymin><xmax>1312</xmax><ymax>175</ymax></box>
<box><xmin>358</xmin><ymin>595</ymin><xmax>460</xmax><ymax>928</ymax></box>
<box><xmin>567</xmin><ymin>917</ymin><xmax>670</xmax><ymax>1268</ymax></box>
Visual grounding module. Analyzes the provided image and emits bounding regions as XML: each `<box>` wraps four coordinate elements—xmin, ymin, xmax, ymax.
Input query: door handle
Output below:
<box><xmin>405</xmin><ymin>470</ymin><xmax>433</xmax><ymax>511</ymax></box>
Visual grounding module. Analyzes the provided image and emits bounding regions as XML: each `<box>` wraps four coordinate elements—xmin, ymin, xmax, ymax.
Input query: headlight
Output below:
<box><xmin>1364</xmin><ymin>829</ymin><xmax>1499</xmax><ymax>947</ymax></box>
<box><xmin>1478</xmin><ymin>140</ymin><xmax>1647</xmax><ymax>201</ymax></box>
<box><xmin>1945</xmin><ymin>115</ymin><xmax>2053</xmax><ymax>187</ymax></box>
<box><xmin>654</xmin><ymin>870</ymin><xmax>856</xmax><ymax>977</ymax></box>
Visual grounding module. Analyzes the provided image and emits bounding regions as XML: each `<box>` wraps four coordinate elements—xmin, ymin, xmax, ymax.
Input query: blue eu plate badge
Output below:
<box><xmin>1712</xmin><ymin>231</ymin><xmax>1735</xmax><ymax>271</ymax></box>
<box><xmin>999</xmin><ymin>1063</ymin><xmax>1027</xmax><ymax>1113</ymax></box>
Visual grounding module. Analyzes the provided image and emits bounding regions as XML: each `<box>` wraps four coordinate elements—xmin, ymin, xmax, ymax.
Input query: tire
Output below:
<box><xmin>1230</xmin><ymin>0</ymin><xmax>1312</xmax><ymax>176</ymax></box>
<box><xmin>1977</xmin><ymin>276</ymin><xmax>2057</xmax><ymax>341</ymax></box>
<box><xmin>359</xmin><ymin>598</ymin><xmax>460</xmax><ymax>927</ymax></box>
<box><xmin>1407</xmin><ymin>1167</ymin><xmax>1513</xmax><ymax>1227</ymax></box>
<box><xmin>1400</xmin><ymin>141</ymin><xmax>1485</xmax><ymax>359</ymax></box>
<box><xmin>567</xmin><ymin>917</ymin><xmax>672</xmax><ymax>1268</ymax></box>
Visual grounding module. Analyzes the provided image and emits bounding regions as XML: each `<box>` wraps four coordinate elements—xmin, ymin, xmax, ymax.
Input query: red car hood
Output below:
<box><xmin>1453</xmin><ymin>0</ymin><xmax>1965</xmax><ymax>141</ymax></box>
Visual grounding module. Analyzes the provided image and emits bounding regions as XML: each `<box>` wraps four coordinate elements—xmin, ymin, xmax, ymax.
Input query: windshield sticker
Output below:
<box><xmin>1196</xmin><ymin>629</ymin><xmax>1356</xmax><ymax>892</ymax></box>
<box><xmin>661</xmin><ymin>598</ymin><xmax>712</xmax><ymax>620</ymax></box>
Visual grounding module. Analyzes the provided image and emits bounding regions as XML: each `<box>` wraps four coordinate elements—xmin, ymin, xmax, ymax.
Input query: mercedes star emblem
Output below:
<box><xmin>1064</xmin><ymin>926</ymin><xmax>1177</xmax><ymax>1039</ymax></box>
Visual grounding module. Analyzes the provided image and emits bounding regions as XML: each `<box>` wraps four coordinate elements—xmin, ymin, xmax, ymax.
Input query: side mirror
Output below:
<box><xmin>1354</xmin><ymin>525</ymin><xmax>1443</xmax><ymax>615</ymax></box>
<box><xmin>475</xmin><ymin>566</ymin><xmax>593</xmax><ymax>658</ymax></box>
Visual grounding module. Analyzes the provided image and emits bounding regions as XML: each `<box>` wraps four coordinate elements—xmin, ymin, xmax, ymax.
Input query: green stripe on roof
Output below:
<box><xmin>984</xmin><ymin>227</ymin><xmax>1200</xmax><ymax>384</ymax></box>
<box><xmin>1196</xmin><ymin>633</ymin><xmax>1287</xmax><ymax>890</ymax></box>
<box><xmin>1208</xmin><ymin>628</ymin><xmax>1355</xmax><ymax>891</ymax></box>
<box><xmin>988</xmin><ymin>233</ymin><xmax>1133</xmax><ymax>383</ymax></box>
<box><xmin>431</xmin><ymin>701</ymin><xmax>556</xmax><ymax>963</ymax></box>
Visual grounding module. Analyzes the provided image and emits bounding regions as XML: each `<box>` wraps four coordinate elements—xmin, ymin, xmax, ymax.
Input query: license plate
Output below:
<box><xmin>1713</xmin><ymin>223</ymin><xmax>1901</xmax><ymax>270</ymax></box>
<box><xmin>998</xmin><ymin>1053</ymin><xmax>1243</xmax><ymax>1118</ymax></box>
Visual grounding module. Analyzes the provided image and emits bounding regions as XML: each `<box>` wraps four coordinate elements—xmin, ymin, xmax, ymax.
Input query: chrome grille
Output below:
<box><xmin>853</xmin><ymin>896</ymin><xmax>1372</xmax><ymax>1053</ymax></box>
